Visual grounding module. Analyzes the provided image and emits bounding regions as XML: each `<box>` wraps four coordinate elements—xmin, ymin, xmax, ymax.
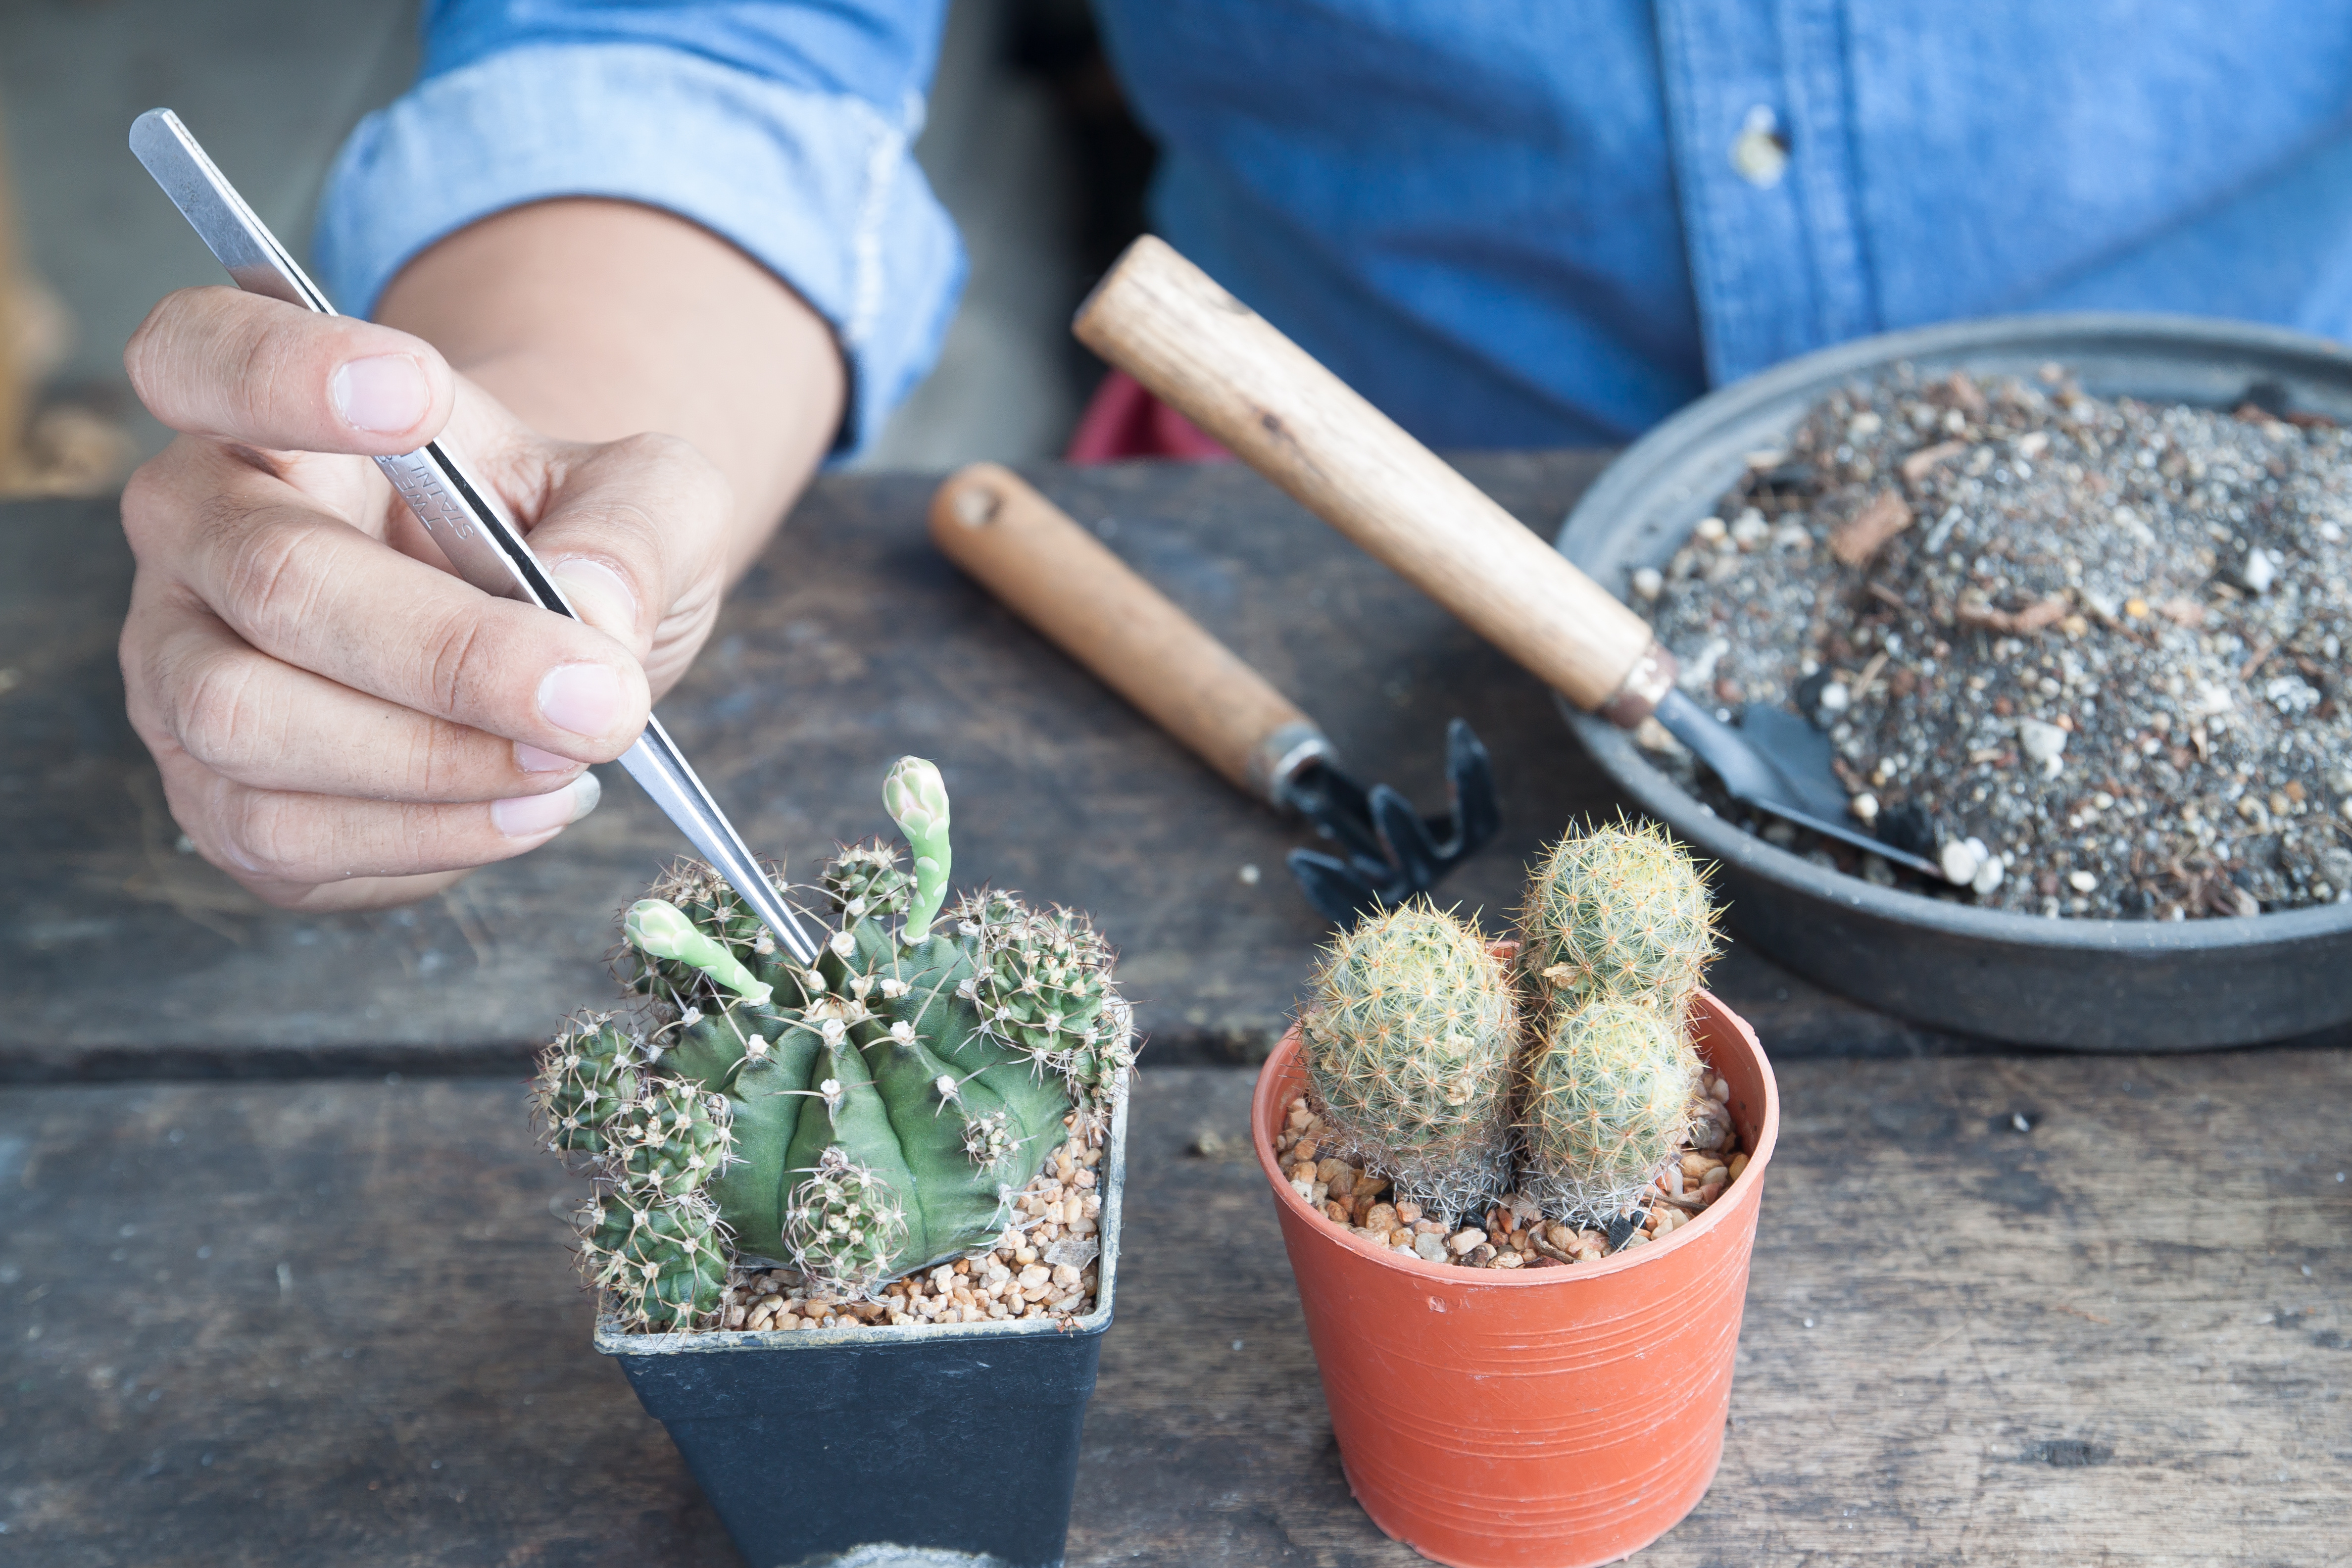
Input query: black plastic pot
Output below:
<box><xmin>1556</xmin><ymin>313</ymin><xmax>2352</xmax><ymax>1050</ymax></box>
<box><xmin>598</xmin><ymin>1090</ymin><xmax>1126</xmax><ymax>1568</ymax></box>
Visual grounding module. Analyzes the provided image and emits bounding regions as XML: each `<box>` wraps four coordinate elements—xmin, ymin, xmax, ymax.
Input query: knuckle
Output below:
<box><xmin>419</xmin><ymin>608</ymin><xmax>495</xmax><ymax>718</ymax></box>
<box><xmin>226</xmin><ymin>788</ymin><xmax>308</xmax><ymax>882</ymax></box>
<box><xmin>397</xmin><ymin>718</ymin><xmax>475</xmax><ymax>800</ymax></box>
<box><xmin>120</xmin><ymin>294</ymin><xmax>185</xmax><ymax>400</ymax></box>
<box><xmin>171</xmin><ymin>653</ymin><xmax>273</xmax><ymax>774</ymax></box>
<box><xmin>116</xmin><ymin>453</ymin><xmax>190</xmax><ymax>560</ymax></box>
<box><xmin>213</xmin><ymin>513</ymin><xmax>329</xmax><ymax>644</ymax></box>
<box><xmin>231</xmin><ymin>316</ymin><xmax>291</xmax><ymax>433</ymax></box>
<box><xmin>120</xmin><ymin>593</ymin><xmax>193</xmax><ymax>754</ymax></box>
<box><xmin>612</xmin><ymin>431</ymin><xmax>732</xmax><ymax>518</ymax></box>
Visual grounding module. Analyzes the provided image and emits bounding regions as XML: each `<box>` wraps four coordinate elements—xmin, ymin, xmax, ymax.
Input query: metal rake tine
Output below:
<box><xmin>1433</xmin><ymin>718</ymin><xmax>1501</xmax><ymax>865</ymax></box>
<box><xmin>1287</xmin><ymin>762</ymin><xmax>1388</xmax><ymax>870</ymax></box>
<box><xmin>1368</xmin><ymin>782</ymin><xmax>1443</xmax><ymax>895</ymax></box>
<box><xmin>1287</xmin><ymin>849</ymin><xmax>1390</xmax><ymax>925</ymax></box>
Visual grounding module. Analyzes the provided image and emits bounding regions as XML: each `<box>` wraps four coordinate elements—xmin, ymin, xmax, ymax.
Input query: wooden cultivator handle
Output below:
<box><xmin>929</xmin><ymin>463</ymin><xmax>1333</xmax><ymax>802</ymax></box>
<box><xmin>1072</xmin><ymin>236</ymin><xmax>1674</xmax><ymax>723</ymax></box>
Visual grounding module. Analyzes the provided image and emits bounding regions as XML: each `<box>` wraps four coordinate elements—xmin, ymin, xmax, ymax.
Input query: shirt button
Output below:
<box><xmin>1731</xmin><ymin>105</ymin><xmax>1790</xmax><ymax>188</ymax></box>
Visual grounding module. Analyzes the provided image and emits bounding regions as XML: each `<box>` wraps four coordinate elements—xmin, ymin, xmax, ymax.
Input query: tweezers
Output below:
<box><xmin>130</xmin><ymin>107</ymin><xmax>823</xmax><ymax>967</ymax></box>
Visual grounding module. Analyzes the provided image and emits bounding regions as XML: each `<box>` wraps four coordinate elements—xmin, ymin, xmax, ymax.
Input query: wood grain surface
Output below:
<box><xmin>1073</xmin><ymin>237</ymin><xmax>1660</xmax><ymax>714</ymax></box>
<box><xmin>2</xmin><ymin>1054</ymin><xmax>2343</xmax><ymax>1566</ymax></box>
<box><xmin>0</xmin><ymin>453</ymin><xmax>1972</xmax><ymax>1078</ymax></box>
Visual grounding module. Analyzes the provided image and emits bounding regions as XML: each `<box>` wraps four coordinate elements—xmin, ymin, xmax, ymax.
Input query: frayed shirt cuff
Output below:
<box><xmin>312</xmin><ymin>41</ymin><xmax>964</xmax><ymax>457</ymax></box>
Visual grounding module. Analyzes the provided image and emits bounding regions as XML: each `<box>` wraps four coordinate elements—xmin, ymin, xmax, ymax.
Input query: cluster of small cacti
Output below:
<box><xmin>532</xmin><ymin>757</ymin><xmax>1135</xmax><ymax>1331</ymax></box>
<box><xmin>1298</xmin><ymin>819</ymin><xmax>1717</xmax><ymax>1228</ymax></box>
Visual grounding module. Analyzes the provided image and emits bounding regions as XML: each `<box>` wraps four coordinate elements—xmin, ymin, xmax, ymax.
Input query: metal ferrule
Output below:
<box><xmin>1598</xmin><ymin>639</ymin><xmax>1680</xmax><ymax>728</ymax></box>
<box><xmin>1248</xmin><ymin>720</ymin><xmax>1337</xmax><ymax>805</ymax></box>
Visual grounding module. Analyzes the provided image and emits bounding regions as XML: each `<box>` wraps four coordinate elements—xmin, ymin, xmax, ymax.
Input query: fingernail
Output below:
<box><xmin>537</xmin><ymin>662</ymin><xmax>624</xmax><ymax>738</ymax></box>
<box><xmin>330</xmin><ymin>354</ymin><xmax>431</xmax><ymax>435</ymax></box>
<box><xmin>514</xmin><ymin>741</ymin><xmax>573</xmax><ymax>774</ymax></box>
<box><xmin>492</xmin><ymin>772</ymin><xmax>600</xmax><ymax>838</ymax></box>
<box><xmin>552</xmin><ymin>559</ymin><xmax>639</xmax><ymax>636</ymax></box>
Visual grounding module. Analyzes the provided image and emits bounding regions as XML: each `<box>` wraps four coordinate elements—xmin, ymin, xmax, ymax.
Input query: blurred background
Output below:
<box><xmin>0</xmin><ymin>0</ymin><xmax>1155</xmax><ymax>495</ymax></box>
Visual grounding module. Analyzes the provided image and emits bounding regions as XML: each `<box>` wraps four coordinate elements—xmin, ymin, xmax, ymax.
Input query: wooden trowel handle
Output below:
<box><xmin>929</xmin><ymin>463</ymin><xmax>1334</xmax><ymax>803</ymax></box>
<box><xmin>1073</xmin><ymin>235</ymin><xmax>1674</xmax><ymax>722</ymax></box>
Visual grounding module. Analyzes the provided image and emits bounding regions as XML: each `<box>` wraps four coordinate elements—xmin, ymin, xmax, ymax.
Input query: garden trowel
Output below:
<box><xmin>929</xmin><ymin>465</ymin><xmax>1500</xmax><ymax>923</ymax></box>
<box><xmin>1069</xmin><ymin>237</ymin><xmax>1948</xmax><ymax>882</ymax></box>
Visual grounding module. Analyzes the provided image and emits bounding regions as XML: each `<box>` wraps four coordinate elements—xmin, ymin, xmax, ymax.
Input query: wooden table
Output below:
<box><xmin>3</xmin><ymin>461</ymin><xmax>2346</xmax><ymax>1564</ymax></box>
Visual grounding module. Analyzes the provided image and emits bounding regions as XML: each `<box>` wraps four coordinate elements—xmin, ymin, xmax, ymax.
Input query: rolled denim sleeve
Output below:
<box><xmin>313</xmin><ymin>19</ymin><xmax>962</xmax><ymax>457</ymax></box>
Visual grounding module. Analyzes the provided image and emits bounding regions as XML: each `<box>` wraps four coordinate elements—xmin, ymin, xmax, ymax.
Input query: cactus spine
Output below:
<box><xmin>531</xmin><ymin>1015</ymin><xmax>639</xmax><ymax>1155</ymax></box>
<box><xmin>1298</xmin><ymin>900</ymin><xmax>1518</xmax><ymax>1216</ymax></box>
<box><xmin>585</xmin><ymin>1188</ymin><xmax>730</xmax><ymax>1332</ymax></box>
<box><xmin>784</xmin><ymin>1145</ymin><xmax>910</xmax><ymax>1298</ymax></box>
<box><xmin>536</xmin><ymin>757</ymin><xmax>1134</xmax><ymax>1328</ymax></box>
<box><xmin>968</xmin><ymin>898</ymin><xmax>1134</xmax><ymax>1133</ymax></box>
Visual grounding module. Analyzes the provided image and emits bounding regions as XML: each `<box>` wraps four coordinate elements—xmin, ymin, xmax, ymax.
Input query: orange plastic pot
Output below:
<box><xmin>1253</xmin><ymin>990</ymin><xmax>1778</xmax><ymax>1568</ymax></box>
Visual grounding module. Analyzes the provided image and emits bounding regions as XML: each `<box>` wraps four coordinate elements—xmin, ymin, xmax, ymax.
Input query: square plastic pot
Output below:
<box><xmin>597</xmin><ymin>1087</ymin><xmax>1127</xmax><ymax>1568</ymax></box>
<box><xmin>1255</xmin><ymin>994</ymin><xmax>1777</xmax><ymax>1568</ymax></box>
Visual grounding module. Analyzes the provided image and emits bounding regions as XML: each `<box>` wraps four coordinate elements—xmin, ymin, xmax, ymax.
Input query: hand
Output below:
<box><xmin>120</xmin><ymin>285</ymin><xmax>735</xmax><ymax>911</ymax></box>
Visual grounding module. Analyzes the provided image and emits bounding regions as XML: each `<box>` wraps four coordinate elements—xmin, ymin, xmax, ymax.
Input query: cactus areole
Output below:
<box><xmin>533</xmin><ymin>757</ymin><xmax>1135</xmax><ymax>1332</ymax></box>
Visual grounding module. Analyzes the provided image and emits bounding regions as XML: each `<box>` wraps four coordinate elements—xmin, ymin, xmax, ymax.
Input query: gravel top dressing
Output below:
<box><xmin>629</xmin><ymin>1128</ymin><xmax>1106</xmax><ymax>1335</ymax></box>
<box><xmin>1637</xmin><ymin>362</ymin><xmax>2352</xmax><ymax>920</ymax></box>
<box><xmin>1267</xmin><ymin>1078</ymin><xmax>1750</xmax><ymax>1268</ymax></box>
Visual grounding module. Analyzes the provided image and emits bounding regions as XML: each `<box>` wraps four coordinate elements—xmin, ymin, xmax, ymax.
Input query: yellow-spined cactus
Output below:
<box><xmin>1518</xmin><ymin>999</ymin><xmax>1702</xmax><ymax>1223</ymax></box>
<box><xmin>1299</xmin><ymin>900</ymin><xmax>1518</xmax><ymax>1218</ymax></box>
<box><xmin>1519</xmin><ymin>820</ymin><xmax>1718</xmax><ymax>1012</ymax></box>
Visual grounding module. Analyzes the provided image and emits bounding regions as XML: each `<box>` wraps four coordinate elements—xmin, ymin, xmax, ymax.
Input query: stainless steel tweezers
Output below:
<box><xmin>130</xmin><ymin>107</ymin><xmax>822</xmax><ymax>966</ymax></box>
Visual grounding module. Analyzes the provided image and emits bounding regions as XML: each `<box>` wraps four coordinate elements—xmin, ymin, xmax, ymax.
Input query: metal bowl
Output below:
<box><xmin>1557</xmin><ymin>314</ymin><xmax>2352</xmax><ymax>1049</ymax></box>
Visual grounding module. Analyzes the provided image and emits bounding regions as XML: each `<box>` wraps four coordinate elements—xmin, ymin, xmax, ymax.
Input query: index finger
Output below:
<box><xmin>171</xmin><ymin>464</ymin><xmax>653</xmax><ymax>762</ymax></box>
<box><xmin>125</xmin><ymin>286</ymin><xmax>457</xmax><ymax>455</ymax></box>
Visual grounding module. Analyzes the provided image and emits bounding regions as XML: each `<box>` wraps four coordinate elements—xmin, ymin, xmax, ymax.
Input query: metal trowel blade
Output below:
<box><xmin>1650</xmin><ymin>688</ymin><xmax>1946</xmax><ymax>880</ymax></box>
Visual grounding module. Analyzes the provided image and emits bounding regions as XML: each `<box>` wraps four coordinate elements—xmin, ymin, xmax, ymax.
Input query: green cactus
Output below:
<box><xmin>531</xmin><ymin>1014</ymin><xmax>640</xmax><ymax>1155</ymax></box>
<box><xmin>583</xmin><ymin>1188</ymin><xmax>732</xmax><ymax>1332</ymax></box>
<box><xmin>611</xmin><ymin>1078</ymin><xmax>734</xmax><ymax>1198</ymax></box>
<box><xmin>1519</xmin><ymin>820</ymin><xmax>1718</xmax><ymax>1013</ymax></box>
<box><xmin>1511</xmin><ymin>820</ymin><xmax>1719</xmax><ymax>1228</ymax></box>
<box><xmin>823</xmin><ymin>840</ymin><xmax>915</xmax><ymax>924</ymax></box>
<box><xmin>533</xmin><ymin>759</ymin><xmax>1135</xmax><ymax>1329</ymax></box>
<box><xmin>966</xmin><ymin>896</ymin><xmax>1134</xmax><ymax>1132</ymax></box>
<box><xmin>1298</xmin><ymin>899</ymin><xmax>1518</xmax><ymax>1218</ymax></box>
<box><xmin>1518</xmin><ymin>998</ymin><xmax>1701</xmax><ymax>1223</ymax></box>
<box><xmin>784</xmin><ymin>1145</ymin><xmax>911</xmax><ymax>1298</ymax></box>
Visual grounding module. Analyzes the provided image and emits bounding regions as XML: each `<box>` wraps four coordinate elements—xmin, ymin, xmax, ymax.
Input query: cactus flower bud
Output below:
<box><xmin>623</xmin><ymin>899</ymin><xmax>772</xmax><ymax>1006</ymax></box>
<box><xmin>882</xmin><ymin>756</ymin><xmax>952</xmax><ymax>941</ymax></box>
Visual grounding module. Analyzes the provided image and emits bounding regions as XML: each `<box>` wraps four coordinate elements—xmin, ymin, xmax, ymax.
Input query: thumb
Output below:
<box><xmin>516</xmin><ymin>432</ymin><xmax>735</xmax><ymax>686</ymax></box>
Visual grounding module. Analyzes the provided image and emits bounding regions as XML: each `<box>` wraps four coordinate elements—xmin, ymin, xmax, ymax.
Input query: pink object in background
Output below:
<box><xmin>1065</xmin><ymin>368</ymin><xmax>1232</xmax><ymax>463</ymax></box>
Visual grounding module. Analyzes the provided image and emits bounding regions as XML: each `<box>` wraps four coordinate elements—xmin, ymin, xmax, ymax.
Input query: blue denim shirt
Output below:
<box><xmin>316</xmin><ymin>1</ymin><xmax>2352</xmax><ymax>454</ymax></box>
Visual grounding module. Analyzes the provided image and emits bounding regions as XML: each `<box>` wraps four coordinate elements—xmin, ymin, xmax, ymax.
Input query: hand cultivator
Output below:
<box><xmin>931</xmin><ymin>465</ymin><xmax>1500</xmax><ymax>924</ymax></box>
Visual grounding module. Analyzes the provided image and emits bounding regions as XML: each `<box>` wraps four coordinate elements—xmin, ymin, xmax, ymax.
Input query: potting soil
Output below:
<box><xmin>699</xmin><ymin>1129</ymin><xmax>1105</xmax><ymax>1333</ymax></box>
<box><xmin>1637</xmin><ymin>364</ymin><xmax>2352</xmax><ymax>918</ymax></box>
